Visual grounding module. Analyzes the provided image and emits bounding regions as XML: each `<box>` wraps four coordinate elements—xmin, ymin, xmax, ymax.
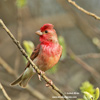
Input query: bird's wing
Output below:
<box><xmin>25</xmin><ymin>44</ymin><xmax>41</xmax><ymax>68</ymax></box>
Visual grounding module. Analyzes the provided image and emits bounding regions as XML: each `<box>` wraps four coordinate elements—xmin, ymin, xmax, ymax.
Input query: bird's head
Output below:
<box><xmin>36</xmin><ymin>23</ymin><xmax>58</xmax><ymax>44</ymax></box>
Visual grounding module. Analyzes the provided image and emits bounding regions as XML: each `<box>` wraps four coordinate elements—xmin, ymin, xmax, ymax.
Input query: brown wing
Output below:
<box><xmin>25</xmin><ymin>44</ymin><xmax>41</xmax><ymax>69</ymax></box>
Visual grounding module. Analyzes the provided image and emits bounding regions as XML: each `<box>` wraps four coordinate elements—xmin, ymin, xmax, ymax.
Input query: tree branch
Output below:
<box><xmin>0</xmin><ymin>57</ymin><xmax>17</xmax><ymax>77</ymax></box>
<box><xmin>67</xmin><ymin>46</ymin><xmax>100</xmax><ymax>78</ymax></box>
<box><xmin>77</xmin><ymin>53</ymin><xmax>100</xmax><ymax>59</ymax></box>
<box><xmin>0</xmin><ymin>57</ymin><xmax>49</xmax><ymax>100</ymax></box>
<box><xmin>67</xmin><ymin>0</ymin><xmax>100</xmax><ymax>20</ymax></box>
<box><xmin>0</xmin><ymin>83</ymin><xmax>11</xmax><ymax>100</ymax></box>
<box><xmin>0</xmin><ymin>19</ymin><xmax>68</xmax><ymax>100</ymax></box>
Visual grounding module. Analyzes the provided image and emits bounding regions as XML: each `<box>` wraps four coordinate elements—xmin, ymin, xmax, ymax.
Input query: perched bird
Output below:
<box><xmin>11</xmin><ymin>23</ymin><xmax>62</xmax><ymax>87</ymax></box>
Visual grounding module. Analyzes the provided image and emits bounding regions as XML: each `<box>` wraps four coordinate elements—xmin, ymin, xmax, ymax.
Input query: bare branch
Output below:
<box><xmin>67</xmin><ymin>53</ymin><xmax>100</xmax><ymax>59</ymax></box>
<box><xmin>26</xmin><ymin>85</ymin><xmax>50</xmax><ymax>100</ymax></box>
<box><xmin>67</xmin><ymin>46</ymin><xmax>100</xmax><ymax>78</ymax></box>
<box><xmin>78</xmin><ymin>53</ymin><xmax>100</xmax><ymax>59</ymax></box>
<box><xmin>67</xmin><ymin>0</ymin><xmax>100</xmax><ymax>20</ymax></box>
<box><xmin>0</xmin><ymin>56</ymin><xmax>48</xmax><ymax>100</ymax></box>
<box><xmin>0</xmin><ymin>83</ymin><xmax>11</xmax><ymax>100</ymax></box>
<box><xmin>0</xmin><ymin>57</ymin><xmax>17</xmax><ymax>77</ymax></box>
<box><xmin>0</xmin><ymin>19</ymin><xmax>68</xmax><ymax>100</ymax></box>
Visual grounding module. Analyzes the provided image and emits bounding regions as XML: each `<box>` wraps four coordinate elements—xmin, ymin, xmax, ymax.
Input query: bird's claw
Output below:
<box><xmin>46</xmin><ymin>79</ymin><xmax>53</xmax><ymax>87</ymax></box>
<box><xmin>38</xmin><ymin>70</ymin><xmax>45</xmax><ymax>81</ymax></box>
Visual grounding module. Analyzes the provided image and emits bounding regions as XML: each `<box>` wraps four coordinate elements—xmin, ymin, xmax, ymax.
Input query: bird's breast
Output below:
<box><xmin>33</xmin><ymin>43</ymin><xmax>62</xmax><ymax>71</ymax></box>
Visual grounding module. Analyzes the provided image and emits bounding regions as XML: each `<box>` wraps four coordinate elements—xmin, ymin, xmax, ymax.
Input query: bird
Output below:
<box><xmin>11</xmin><ymin>23</ymin><xmax>62</xmax><ymax>87</ymax></box>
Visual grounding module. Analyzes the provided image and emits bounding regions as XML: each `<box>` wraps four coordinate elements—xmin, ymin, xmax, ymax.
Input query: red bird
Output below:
<box><xmin>11</xmin><ymin>23</ymin><xmax>62</xmax><ymax>87</ymax></box>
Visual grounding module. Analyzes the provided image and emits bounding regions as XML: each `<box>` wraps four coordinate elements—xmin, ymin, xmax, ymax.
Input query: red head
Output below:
<box><xmin>36</xmin><ymin>23</ymin><xmax>58</xmax><ymax>44</ymax></box>
<box><xmin>40</xmin><ymin>23</ymin><xmax>54</xmax><ymax>32</ymax></box>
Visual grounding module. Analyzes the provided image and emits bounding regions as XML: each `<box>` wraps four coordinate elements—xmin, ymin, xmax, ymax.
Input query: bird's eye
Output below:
<box><xmin>45</xmin><ymin>30</ymin><xmax>48</xmax><ymax>33</ymax></box>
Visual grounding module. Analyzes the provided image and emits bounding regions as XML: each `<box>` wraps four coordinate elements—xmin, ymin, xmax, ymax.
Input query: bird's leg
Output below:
<box><xmin>46</xmin><ymin>79</ymin><xmax>53</xmax><ymax>87</ymax></box>
<box><xmin>38</xmin><ymin>70</ymin><xmax>45</xmax><ymax>81</ymax></box>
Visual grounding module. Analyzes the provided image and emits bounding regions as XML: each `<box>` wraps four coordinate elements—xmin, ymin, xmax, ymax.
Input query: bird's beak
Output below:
<box><xmin>35</xmin><ymin>30</ymin><xmax>43</xmax><ymax>36</ymax></box>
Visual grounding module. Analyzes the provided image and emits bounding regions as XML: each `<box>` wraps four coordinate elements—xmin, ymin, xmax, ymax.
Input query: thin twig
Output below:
<box><xmin>1</xmin><ymin>80</ymin><xmax>22</xmax><ymax>90</ymax></box>
<box><xmin>78</xmin><ymin>53</ymin><xmax>100</xmax><ymax>59</ymax></box>
<box><xmin>0</xmin><ymin>83</ymin><xmax>11</xmax><ymax>100</ymax></box>
<box><xmin>26</xmin><ymin>85</ymin><xmax>50</xmax><ymax>100</ymax></box>
<box><xmin>67</xmin><ymin>46</ymin><xmax>100</xmax><ymax>78</ymax></box>
<box><xmin>67</xmin><ymin>0</ymin><xmax>100</xmax><ymax>20</ymax></box>
<box><xmin>0</xmin><ymin>57</ymin><xmax>17</xmax><ymax>77</ymax></box>
<box><xmin>67</xmin><ymin>53</ymin><xmax>100</xmax><ymax>59</ymax></box>
<box><xmin>0</xmin><ymin>19</ymin><xmax>68</xmax><ymax>100</ymax></box>
<box><xmin>0</xmin><ymin>56</ymin><xmax>48</xmax><ymax>100</ymax></box>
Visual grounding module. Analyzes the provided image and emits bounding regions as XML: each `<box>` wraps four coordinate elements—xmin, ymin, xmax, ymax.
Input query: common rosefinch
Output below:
<box><xmin>11</xmin><ymin>23</ymin><xmax>62</xmax><ymax>87</ymax></box>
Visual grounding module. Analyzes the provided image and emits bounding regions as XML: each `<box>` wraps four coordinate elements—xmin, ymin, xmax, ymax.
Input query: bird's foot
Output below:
<box><xmin>38</xmin><ymin>70</ymin><xmax>45</xmax><ymax>81</ymax></box>
<box><xmin>46</xmin><ymin>79</ymin><xmax>53</xmax><ymax>87</ymax></box>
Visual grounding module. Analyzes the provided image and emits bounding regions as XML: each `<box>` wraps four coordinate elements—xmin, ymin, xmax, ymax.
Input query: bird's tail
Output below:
<box><xmin>11</xmin><ymin>66</ymin><xmax>35</xmax><ymax>87</ymax></box>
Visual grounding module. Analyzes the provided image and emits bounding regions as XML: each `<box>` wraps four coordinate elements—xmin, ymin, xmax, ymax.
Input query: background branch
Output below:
<box><xmin>0</xmin><ymin>57</ymin><xmax>17</xmax><ymax>77</ymax></box>
<box><xmin>77</xmin><ymin>53</ymin><xmax>100</xmax><ymax>59</ymax></box>
<box><xmin>67</xmin><ymin>0</ymin><xmax>100</xmax><ymax>20</ymax></box>
<box><xmin>0</xmin><ymin>83</ymin><xmax>11</xmax><ymax>100</ymax></box>
<box><xmin>67</xmin><ymin>46</ymin><xmax>100</xmax><ymax>78</ymax></box>
<box><xmin>0</xmin><ymin>56</ymin><xmax>49</xmax><ymax>100</ymax></box>
<box><xmin>0</xmin><ymin>19</ymin><xmax>68</xmax><ymax>100</ymax></box>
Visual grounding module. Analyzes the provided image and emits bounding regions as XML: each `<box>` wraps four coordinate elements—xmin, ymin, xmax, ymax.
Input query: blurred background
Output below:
<box><xmin>0</xmin><ymin>0</ymin><xmax>100</xmax><ymax>100</ymax></box>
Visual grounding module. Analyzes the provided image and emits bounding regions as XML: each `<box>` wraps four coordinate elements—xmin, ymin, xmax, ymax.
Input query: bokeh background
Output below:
<box><xmin>0</xmin><ymin>0</ymin><xmax>100</xmax><ymax>100</ymax></box>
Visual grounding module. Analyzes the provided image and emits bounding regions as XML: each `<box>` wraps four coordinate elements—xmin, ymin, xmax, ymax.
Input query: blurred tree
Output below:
<box><xmin>16</xmin><ymin>0</ymin><xmax>27</xmax><ymax>8</ymax></box>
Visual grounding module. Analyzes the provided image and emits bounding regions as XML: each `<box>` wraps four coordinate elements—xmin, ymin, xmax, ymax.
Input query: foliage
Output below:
<box><xmin>47</xmin><ymin>63</ymin><xmax>59</xmax><ymax>74</ymax></box>
<box><xmin>23</xmin><ymin>40</ymin><xmax>34</xmax><ymax>63</ymax></box>
<box><xmin>92</xmin><ymin>37</ymin><xmax>100</xmax><ymax>49</ymax></box>
<box><xmin>16</xmin><ymin>0</ymin><xmax>27</xmax><ymax>8</ymax></box>
<box><xmin>58</xmin><ymin>36</ymin><xmax>67</xmax><ymax>60</ymax></box>
<box><xmin>78</xmin><ymin>81</ymin><xmax>99</xmax><ymax>100</ymax></box>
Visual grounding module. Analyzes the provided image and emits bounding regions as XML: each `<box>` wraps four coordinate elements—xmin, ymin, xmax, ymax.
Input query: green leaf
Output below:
<box><xmin>47</xmin><ymin>63</ymin><xmax>59</xmax><ymax>74</ymax></box>
<box><xmin>58</xmin><ymin>36</ymin><xmax>67</xmax><ymax>60</ymax></box>
<box><xmin>23</xmin><ymin>40</ymin><xmax>34</xmax><ymax>56</ymax></box>
<box><xmin>23</xmin><ymin>40</ymin><xmax>34</xmax><ymax>63</ymax></box>
<box><xmin>94</xmin><ymin>88</ymin><xmax>99</xmax><ymax>100</ymax></box>
<box><xmin>79</xmin><ymin>81</ymin><xmax>100</xmax><ymax>100</ymax></box>
<box><xmin>83</xmin><ymin>92</ymin><xmax>94</xmax><ymax>100</ymax></box>
<box><xmin>80</xmin><ymin>81</ymin><xmax>95</xmax><ymax>95</ymax></box>
<box><xmin>16</xmin><ymin>0</ymin><xmax>27</xmax><ymax>8</ymax></box>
